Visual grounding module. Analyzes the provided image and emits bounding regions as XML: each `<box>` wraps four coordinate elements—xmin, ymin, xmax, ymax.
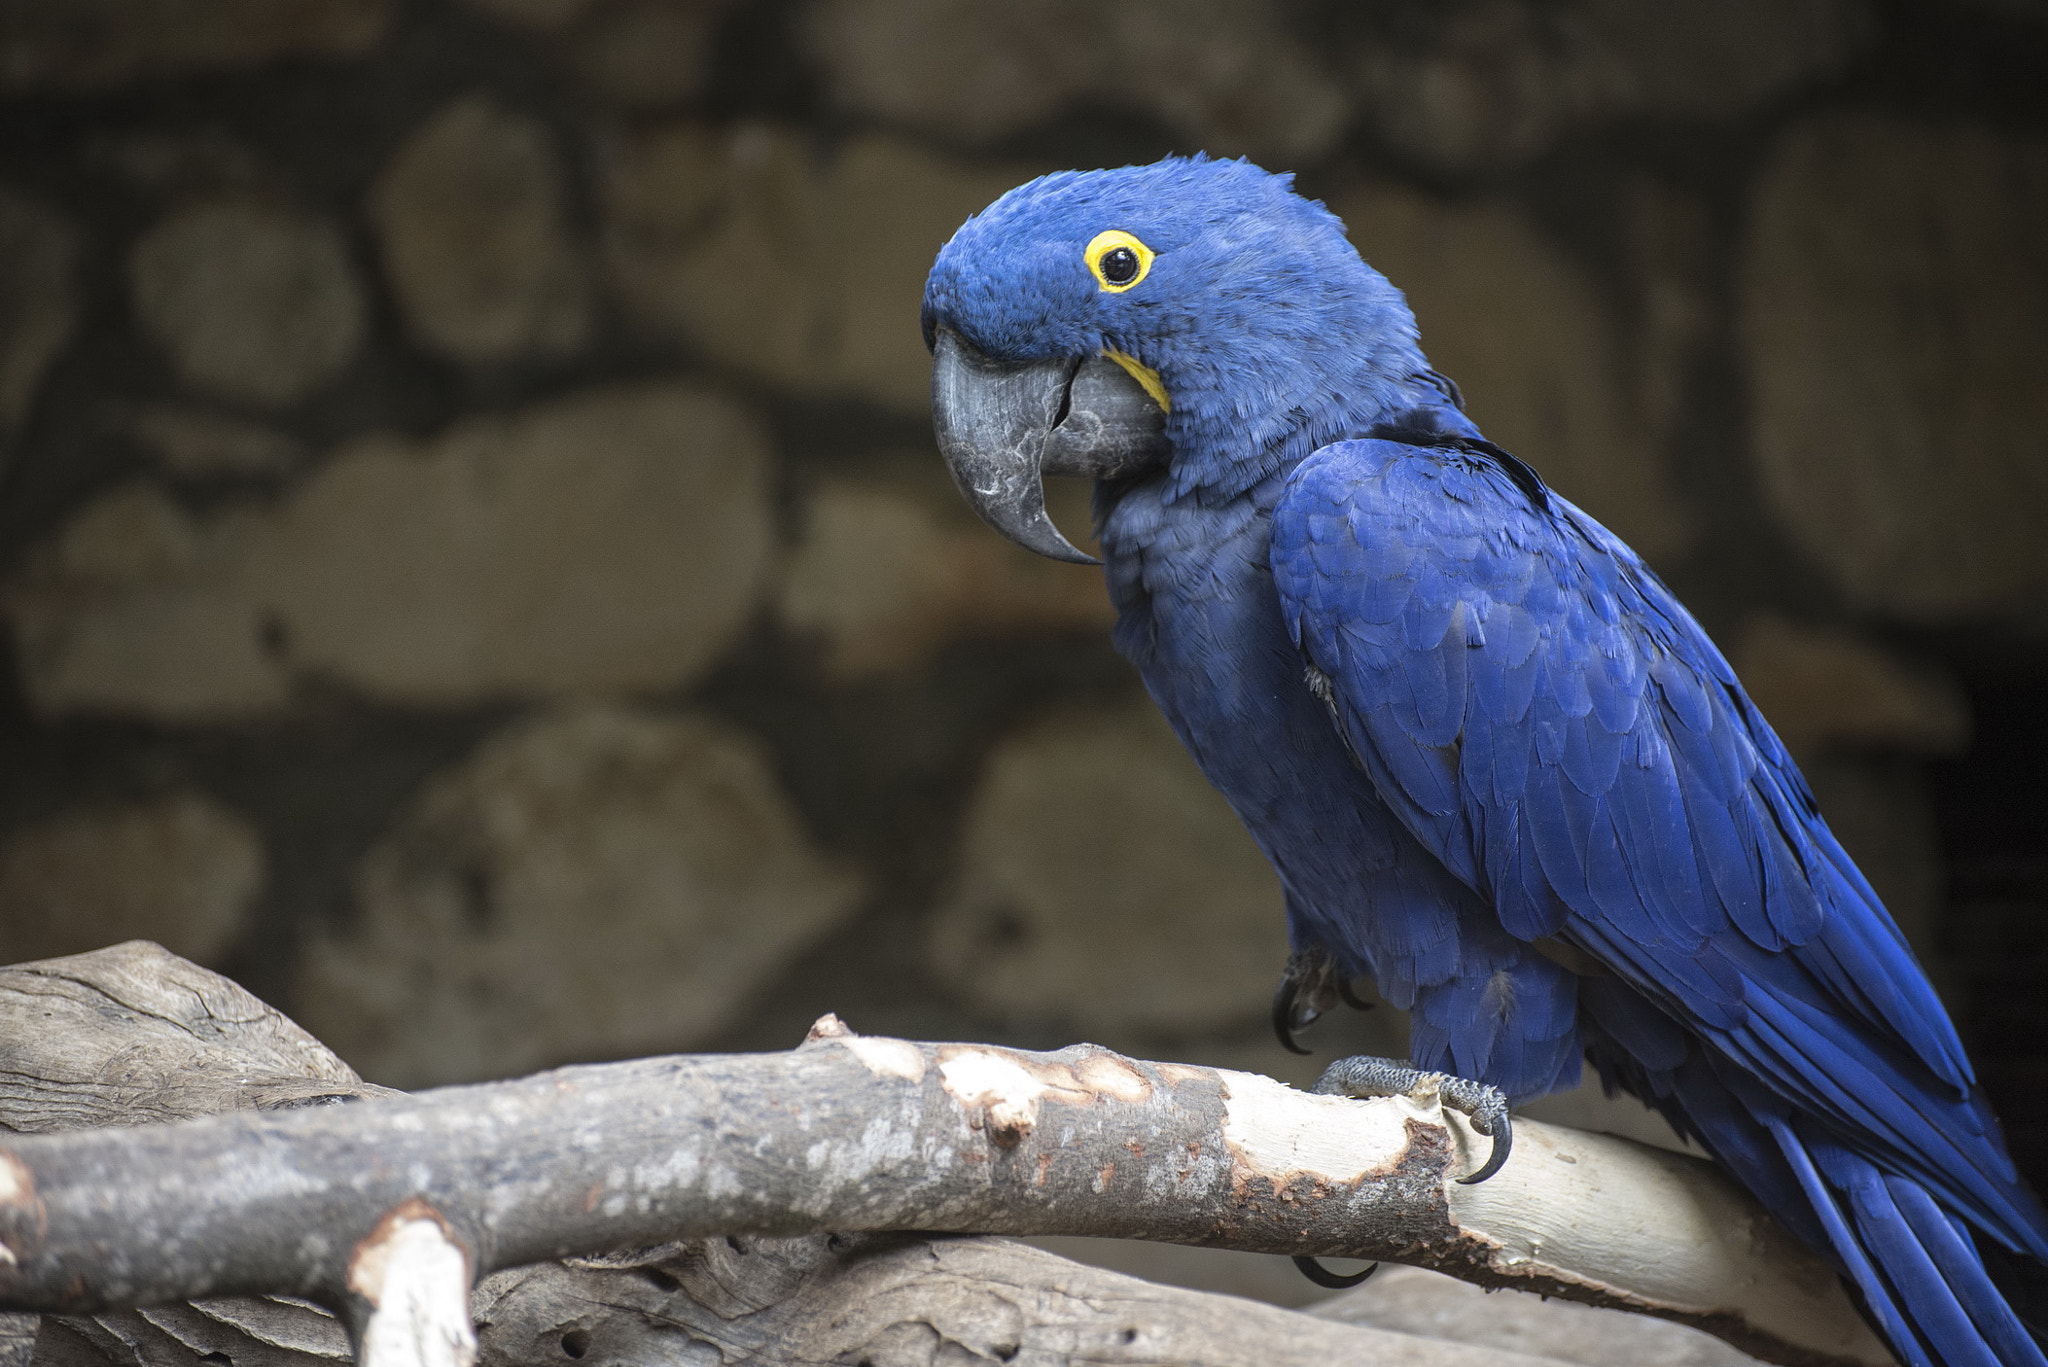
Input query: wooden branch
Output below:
<box><xmin>0</xmin><ymin>944</ymin><xmax>1599</xmax><ymax>1367</ymax></box>
<box><xmin>0</xmin><ymin>944</ymin><xmax>1886</xmax><ymax>1367</ymax></box>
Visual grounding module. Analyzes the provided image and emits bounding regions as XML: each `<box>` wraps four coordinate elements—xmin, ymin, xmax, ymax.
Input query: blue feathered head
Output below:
<box><xmin>923</xmin><ymin>157</ymin><xmax>1431</xmax><ymax>552</ymax></box>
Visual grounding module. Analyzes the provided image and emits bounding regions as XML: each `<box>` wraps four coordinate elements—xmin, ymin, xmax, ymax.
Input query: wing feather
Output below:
<box><xmin>1269</xmin><ymin>436</ymin><xmax>2044</xmax><ymax>1255</ymax></box>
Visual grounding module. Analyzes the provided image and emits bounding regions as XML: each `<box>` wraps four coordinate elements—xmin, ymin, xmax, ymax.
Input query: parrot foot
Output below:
<box><xmin>1311</xmin><ymin>1055</ymin><xmax>1514</xmax><ymax>1185</ymax></box>
<box><xmin>1271</xmin><ymin>946</ymin><xmax>1373</xmax><ymax>1055</ymax></box>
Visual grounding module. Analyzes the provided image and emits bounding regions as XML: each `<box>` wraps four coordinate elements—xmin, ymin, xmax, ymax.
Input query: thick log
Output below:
<box><xmin>0</xmin><ymin>944</ymin><xmax>1884</xmax><ymax>1367</ymax></box>
<box><xmin>477</xmin><ymin>1233</ymin><xmax>1596</xmax><ymax>1367</ymax></box>
<box><xmin>0</xmin><ymin>941</ymin><xmax>393</xmax><ymax>1131</ymax></box>
<box><xmin>0</xmin><ymin>943</ymin><xmax>407</xmax><ymax>1367</ymax></box>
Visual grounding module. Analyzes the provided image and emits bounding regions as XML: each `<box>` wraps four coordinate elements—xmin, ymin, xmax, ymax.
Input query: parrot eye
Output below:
<box><xmin>1085</xmin><ymin>229</ymin><xmax>1154</xmax><ymax>293</ymax></box>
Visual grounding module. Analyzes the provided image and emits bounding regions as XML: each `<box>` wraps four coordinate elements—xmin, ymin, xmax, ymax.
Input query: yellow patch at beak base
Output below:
<box><xmin>1101</xmin><ymin>348</ymin><xmax>1170</xmax><ymax>414</ymax></box>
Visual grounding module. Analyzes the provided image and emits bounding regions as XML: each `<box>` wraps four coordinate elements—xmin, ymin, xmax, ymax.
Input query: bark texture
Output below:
<box><xmin>0</xmin><ymin>943</ymin><xmax>1888</xmax><ymax>1367</ymax></box>
<box><xmin>0</xmin><ymin>937</ymin><xmax>394</xmax><ymax>1131</ymax></box>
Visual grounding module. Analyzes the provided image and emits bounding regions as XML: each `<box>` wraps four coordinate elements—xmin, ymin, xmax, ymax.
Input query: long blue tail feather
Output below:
<box><xmin>1588</xmin><ymin>1027</ymin><xmax>2047</xmax><ymax>1367</ymax></box>
<box><xmin>1772</xmin><ymin>1121</ymin><xmax>1946</xmax><ymax>1367</ymax></box>
<box><xmin>1837</xmin><ymin>1153</ymin><xmax>2003</xmax><ymax>1367</ymax></box>
<box><xmin>1889</xmin><ymin>1178</ymin><xmax>2044</xmax><ymax>1365</ymax></box>
<box><xmin>1582</xmin><ymin>1009</ymin><xmax>2048</xmax><ymax>1367</ymax></box>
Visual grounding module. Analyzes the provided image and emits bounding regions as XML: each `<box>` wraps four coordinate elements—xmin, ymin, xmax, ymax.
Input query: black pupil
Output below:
<box><xmin>1101</xmin><ymin>245</ymin><xmax>1139</xmax><ymax>284</ymax></box>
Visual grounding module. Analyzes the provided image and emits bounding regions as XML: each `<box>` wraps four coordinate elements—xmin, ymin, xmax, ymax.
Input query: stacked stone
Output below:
<box><xmin>0</xmin><ymin>1</ymin><xmax>2042</xmax><ymax>1217</ymax></box>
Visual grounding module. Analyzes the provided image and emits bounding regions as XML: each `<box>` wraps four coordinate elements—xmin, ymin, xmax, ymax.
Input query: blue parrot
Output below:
<box><xmin>920</xmin><ymin>156</ymin><xmax>2048</xmax><ymax>1367</ymax></box>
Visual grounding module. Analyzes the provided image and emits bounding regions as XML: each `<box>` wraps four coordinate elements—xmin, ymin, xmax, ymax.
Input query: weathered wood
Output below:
<box><xmin>41</xmin><ymin>1247</ymin><xmax>1594</xmax><ymax>1367</ymax></box>
<box><xmin>0</xmin><ymin>946</ymin><xmax>1570</xmax><ymax>1367</ymax></box>
<box><xmin>0</xmin><ymin>941</ymin><xmax>393</xmax><ymax>1133</ymax></box>
<box><xmin>0</xmin><ymin>945</ymin><xmax>1586</xmax><ymax>1367</ymax></box>
<box><xmin>0</xmin><ymin>1013</ymin><xmax>1883</xmax><ymax>1366</ymax></box>
<box><xmin>1315</xmin><ymin>1264</ymin><xmax>1768</xmax><ymax>1367</ymax></box>
<box><xmin>0</xmin><ymin>944</ymin><xmax>401</xmax><ymax>1367</ymax></box>
<box><xmin>0</xmin><ymin>1313</ymin><xmax>34</xmax><ymax>1367</ymax></box>
<box><xmin>476</xmin><ymin>1233</ymin><xmax>1591</xmax><ymax>1367</ymax></box>
<box><xmin>0</xmin><ymin>944</ymin><xmax>1884</xmax><ymax>1367</ymax></box>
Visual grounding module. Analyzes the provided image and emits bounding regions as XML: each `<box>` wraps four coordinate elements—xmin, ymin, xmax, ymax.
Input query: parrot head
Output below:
<box><xmin>923</xmin><ymin>155</ymin><xmax>1427</xmax><ymax>561</ymax></box>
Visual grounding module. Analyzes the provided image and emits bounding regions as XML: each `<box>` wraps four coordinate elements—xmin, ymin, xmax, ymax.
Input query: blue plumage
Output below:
<box><xmin>923</xmin><ymin>155</ymin><xmax>2048</xmax><ymax>1367</ymax></box>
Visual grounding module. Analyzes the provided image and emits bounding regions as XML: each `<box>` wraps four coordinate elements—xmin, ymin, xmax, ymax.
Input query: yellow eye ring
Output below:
<box><xmin>1085</xmin><ymin>229</ymin><xmax>1154</xmax><ymax>293</ymax></box>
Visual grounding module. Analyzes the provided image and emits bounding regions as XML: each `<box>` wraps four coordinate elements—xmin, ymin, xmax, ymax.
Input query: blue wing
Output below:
<box><xmin>1271</xmin><ymin>435</ymin><xmax>2048</xmax><ymax>1367</ymax></box>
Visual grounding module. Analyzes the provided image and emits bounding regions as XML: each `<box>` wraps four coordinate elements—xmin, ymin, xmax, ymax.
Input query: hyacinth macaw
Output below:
<box><xmin>920</xmin><ymin>156</ymin><xmax>2048</xmax><ymax>1367</ymax></box>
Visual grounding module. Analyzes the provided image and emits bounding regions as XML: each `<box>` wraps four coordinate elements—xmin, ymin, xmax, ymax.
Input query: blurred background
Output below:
<box><xmin>0</xmin><ymin>0</ymin><xmax>2044</xmax><ymax>1305</ymax></box>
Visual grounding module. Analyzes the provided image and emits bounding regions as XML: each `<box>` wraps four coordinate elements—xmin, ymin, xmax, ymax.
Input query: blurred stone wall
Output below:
<box><xmin>0</xmin><ymin>0</ymin><xmax>2044</xmax><ymax>1198</ymax></box>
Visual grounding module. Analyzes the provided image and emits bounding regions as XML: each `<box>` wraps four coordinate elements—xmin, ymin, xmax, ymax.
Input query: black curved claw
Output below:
<box><xmin>1450</xmin><ymin>1091</ymin><xmax>1514</xmax><ymax>1186</ymax></box>
<box><xmin>1313</xmin><ymin>1055</ymin><xmax>1515</xmax><ymax>1185</ymax></box>
<box><xmin>1292</xmin><ymin>1256</ymin><xmax>1379</xmax><ymax>1290</ymax></box>
<box><xmin>1272</xmin><ymin>978</ymin><xmax>1314</xmax><ymax>1055</ymax></box>
<box><xmin>1273</xmin><ymin>945</ymin><xmax>1372</xmax><ymax>1055</ymax></box>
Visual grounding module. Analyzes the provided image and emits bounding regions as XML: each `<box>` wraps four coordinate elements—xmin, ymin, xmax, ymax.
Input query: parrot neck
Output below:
<box><xmin>1149</xmin><ymin>268</ymin><xmax>1438</xmax><ymax>503</ymax></box>
<box><xmin>1158</xmin><ymin>345</ymin><xmax>1438</xmax><ymax>503</ymax></box>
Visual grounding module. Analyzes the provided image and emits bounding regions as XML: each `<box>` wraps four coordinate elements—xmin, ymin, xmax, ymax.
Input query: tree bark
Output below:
<box><xmin>0</xmin><ymin>943</ymin><xmax>1888</xmax><ymax>1367</ymax></box>
<box><xmin>0</xmin><ymin>939</ymin><xmax>394</xmax><ymax>1133</ymax></box>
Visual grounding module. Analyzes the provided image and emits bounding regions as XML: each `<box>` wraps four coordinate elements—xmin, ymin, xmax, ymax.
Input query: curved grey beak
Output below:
<box><xmin>931</xmin><ymin>329</ymin><xmax>1169</xmax><ymax>564</ymax></box>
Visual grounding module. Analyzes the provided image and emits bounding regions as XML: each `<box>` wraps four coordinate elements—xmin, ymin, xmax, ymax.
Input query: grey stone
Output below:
<box><xmin>568</xmin><ymin>0</ymin><xmax>734</xmax><ymax>108</ymax></box>
<box><xmin>777</xmin><ymin>457</ymin><xmax>1111</xmax><ymax>678</ymax></box>
<box><xmin>261</xmin><ymin>381</ymin><xmax>774</xmax><ymax>703</ymax></box>
<box><xmin>22</xmin><ymin>478</ymin><xmax>204</xmax><ymax>586</ymax></box>
<box><xmin>4</xmin><ymin>478</ymin><xmax>293</xmax><ymax>719</ymax></box>
<box><xmin>1731</xmin><ymin>613</ymin><xmax>1969</xmax><ymax>759</ymax></box>
<box><xmin>928</xmin><ymin>701</ymin><xmax>1287</xmax><ymax>1038</ymax></box>
<box><xmin>5</xmin><ymin>381</ymin><xmax>776</xmax><ymax>718</ymax></box>
<box><xmin>131</xmin><ymin>404</ymin><xmax>309</xmax><ymax>479</ymax></box>
<box><xmin>130</xmin><ymin>199</ymin><xmax>367</xmax><ymax>409</ymax></box>
<box><xmin>603</xmin><ymin>125</ymin><xmax>1030</xmax><ymax>413</ymax></box>
<box><xmin>0</xmin><ymin>188</ymin><xmax>76</xmax><ymax>426</ymax></box>
<box><xmin>1331</xmin><ymin>178</ymin><xmax>1692</xmax><ymax>561</ymax></box>
<box><xmin>0</xmin><ymin>791</ymin><xmax>264</xmax><ymax>967</ymax></box>
<box><xmin>800</xmin><ymin>0</ymin><xmax>1346</xmax><ymax>164</ymax></box>
<box><xmin>603</xmin><ymin>123</ymin><xmax>820</xmax><ymax>392</ymax></box>
<box><xmin>0</xmin><ymin>0</ymin><xmax>390</xmax><ymax>93</ymax></box>
<box><xmin>1314</xmin><ymin>1264</ymin><xmax>1765</xmax><ymax>1366</ymax></box>
<box><xmin>370</xmin><ymin>95</ymin><xmax>591</xmax><ymax>363</ymax></box>
<box><xmin>1743</xmin><ymin>115</ymin><xmax>2048</xmax><ymax>622</ymax></box>
<box><xmin>1345</xmin><ymin>0</ymin><xmax>1870</xmax><ymax>171</ymax></box>
<box><xmin>294</xmin><ymin>705</ymin><xmax>865</xmax><ymax>1087</ymax></box>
